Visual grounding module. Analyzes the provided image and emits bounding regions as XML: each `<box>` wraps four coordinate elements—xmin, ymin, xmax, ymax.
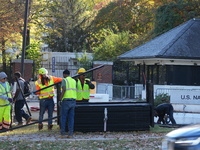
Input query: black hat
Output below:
<box><xmin>63</xmin><ymin>69</ymin><xmax>70</xmax><ymax>75</ymax></box>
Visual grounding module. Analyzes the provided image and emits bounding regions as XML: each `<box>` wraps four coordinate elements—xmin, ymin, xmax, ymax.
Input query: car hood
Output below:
<box><xmin>166</xmin><ymin>124</ymin><xmax>200</xmax><ymax>138</ymax></box>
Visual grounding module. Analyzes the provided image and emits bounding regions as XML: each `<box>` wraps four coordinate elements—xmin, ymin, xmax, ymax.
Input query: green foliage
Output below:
<box><xmin>154</xmin><ymin>0</ymin><xmax>200</xmax><ymax>36</ymax></box>
<box><xmin>76</xmin><ymin>50</ymin><xmax>93</xmax><ymax>78</ymax></box>
<box><xmin>93</xmin><ymin>1</ymin><xmax>133</xmax><ymax>32</ymax></box>
<box><xmin>91</xmin><ymin>27</ymin><xmax>136</xmax><ymax>61</ymax></box>
<box><xmin>26</xmin><ymin>41</ymin><xmax>44</xmax><ymax>78</ymax></box>
<box><xmin>150</xmin><ymin>124</ymin><xmax>174</xmax><ymax>133</ymax></box>
<box><xmin>154</xmin><ymin>2</ymin><xmax>183</xmax><ymax>35</ymax></box>
<box><xmin>43</xmin><ymin>0</ymin><xmax>93</xmax><ymax>52</ymax></box>
<box><xmin>2</xmin><ymin>0</ymin><xmax>200</xmax><ymax>64</ymax></box>
<box><xmin>83</xmin><ymin>0</ymin><xmax>111</xmax><ymax>10</ymax></box>
<box><xmin>154</xmin><ymin>93</ymin><xmax>170</xmax><ymax>107</ymax></box>
<box><xmin>93</xmin><ymin>0</ymin><xmax>155</xmax><ymax>34</ymax></box>
<box><xmin>76</xmin><ymin>50</ymin><xmax>93</xmax><ymax>70</ymax></box>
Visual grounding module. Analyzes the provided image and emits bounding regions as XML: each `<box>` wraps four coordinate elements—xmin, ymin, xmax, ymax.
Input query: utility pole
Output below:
<box><xmin>21</xmin><ymin>0</ymin><xmax>29</xmax><ymax>77</ymax></box>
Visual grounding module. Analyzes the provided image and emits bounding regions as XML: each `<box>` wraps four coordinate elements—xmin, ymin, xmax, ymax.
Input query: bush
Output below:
<box><xmin>154</xmin><ymin>93</ymin><xmax>170</xmax><ymax>107</ymax></box>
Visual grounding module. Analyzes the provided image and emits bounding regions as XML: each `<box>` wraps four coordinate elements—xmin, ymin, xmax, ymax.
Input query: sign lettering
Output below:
<box><xmin>171</xmin><ymin>90</ymin><xmax>200</xmax><ymax>104</ymax></box>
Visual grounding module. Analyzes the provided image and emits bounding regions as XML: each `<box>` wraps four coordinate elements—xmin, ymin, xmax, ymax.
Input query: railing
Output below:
<box><xmin>26</xmin><ymin>82</ymin><xmax>144</xmax><ymax>101</ymax></box>
<box><xmin>155</xmin><ymin>88</ymin><xmax>171</xmax><ymax>97</ymax></box>
<box><xmin>112</xmin><ymin>85</ymin><xmax>143</xmax><ymax>100</ymax></box>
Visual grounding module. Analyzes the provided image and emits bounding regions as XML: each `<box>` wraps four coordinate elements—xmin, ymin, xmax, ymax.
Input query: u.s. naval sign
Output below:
<box><xmin>171</xmin><ymin>89</ymin><xmax>200</xmax><ymax>104</ymax></box>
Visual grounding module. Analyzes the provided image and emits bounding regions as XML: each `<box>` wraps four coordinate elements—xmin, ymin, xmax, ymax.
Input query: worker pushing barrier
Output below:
<box><xmin>0</xmin><ymin>65</ymin><xmax>104</xmax><ymax>133</ymax></box>
<box><xmin>35</xmin><ymin>68</ymin><xmax>62</xmax><ymax>131</ymax></box>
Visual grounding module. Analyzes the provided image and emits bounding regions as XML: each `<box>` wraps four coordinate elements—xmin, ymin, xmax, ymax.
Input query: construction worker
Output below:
<box><xmin>60</xmin><ymin>69</ymin><xmax>77</xmax><ymax>138</ymax></box>
<box><xmin>35</xmin><ymin>68</ymin><xmax>62</xmax><ymax>130</ymax></box>
<box><xmin>76</xmin><ymin>68</ymin><xmax>95</xmax><ymax>102</ymax></box>
<box><xmin>13</xmin><ymin>71</ymin><xmax>31</xmax><ymax>126</ymax></box>
<box><xmin>0</xmin><ymin>72</ymin><xmax>13</xmax><ymax>131</ymax></box>
<box><xmin>154</xmin><ymin>103</ymin><xmax>176</xmax><ymax>125</ymax></box>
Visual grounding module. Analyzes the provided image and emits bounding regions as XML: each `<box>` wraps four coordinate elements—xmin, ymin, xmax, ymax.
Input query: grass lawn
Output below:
<box><xmin>0</xmin><ymin>124</ymin><xmax>175</xmax><ymax>150</ymax></box>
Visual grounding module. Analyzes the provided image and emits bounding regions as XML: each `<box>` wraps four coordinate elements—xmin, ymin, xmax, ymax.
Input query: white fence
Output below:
<box><xmin>96</xmin><ymin>83</ymin><xmax>143</xmax><ymax>101</ymax></box>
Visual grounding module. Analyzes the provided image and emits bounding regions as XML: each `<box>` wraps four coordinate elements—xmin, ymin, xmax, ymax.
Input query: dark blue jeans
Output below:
<box><xmin>39</xmin><ymin>98</ymin><xmax>54</xmax><ymax>125</ymax></box>
<box><xmin>60</xmin><ymin>100</ymin><xmax>76</xmax><ymax>136</ymax></box>
<box><xmin>14</xmin><ymin>100</ymin><xmax>30</xmax><ymax>123</ymax></box>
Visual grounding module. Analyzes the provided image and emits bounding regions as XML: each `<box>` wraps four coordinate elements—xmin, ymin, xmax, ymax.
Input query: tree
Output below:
<box><xmin>76</xmin><ymin>50</ymin><xmax>93</xmax><ymax>68</ymax></box>
<box><xmin>92</xmin><ymin>0</ymin><xmax>156</xmax><ymax>34</ymax></box>
<box><xmin>26</xmin><ymin>41</ymin><xmax>44</xmax><ymax>79</ymax></box>
<box><xmin>91</xmin><ymin>27</ymin><xmax>135</xmax><ymax>61</ymax></box>
<box><xmin>43</xmin><ymin>0</ymin><xmax>93</xmax><ymax>52</ymax></box>
<box><xmin>153</xmin><ymin>0</ymin><xmax>200</xmax><ymax>36</ymax></box>
<box><xmin>88</xmin><ymin>0</ymin><xmax>161</xmax><ymax>61</ymax></box>
<box><xmin>0</xmin><ymin>0</ymin><xmax>24</xmax><ymax>71</ymax></box>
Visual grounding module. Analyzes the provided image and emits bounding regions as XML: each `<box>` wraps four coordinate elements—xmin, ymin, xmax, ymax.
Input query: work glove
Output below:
<box><xmin>85</xmin><ymin>80</ymin><xmax>90</xmax><ymax>84</ymax></box>
<box><xmin>8</xmin><ymin>98</ymin><xmax>13</xmax><ymax>103</ymax></box>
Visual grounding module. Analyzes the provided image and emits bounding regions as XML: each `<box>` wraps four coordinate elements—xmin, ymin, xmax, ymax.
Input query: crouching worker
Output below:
<box><xmin>154</xmin><ymin>103</ymin><xmax>176</xmax><ymax>125</ymax></box>
<box><xmin>60</xmin><ymin>69</ymin><xmax>77</xmax><ymax>138</ymax></box>
<box><xmin>0</xmin><ymin>72</ymin><xmax>13</xmax><ymax>131</ymax></box>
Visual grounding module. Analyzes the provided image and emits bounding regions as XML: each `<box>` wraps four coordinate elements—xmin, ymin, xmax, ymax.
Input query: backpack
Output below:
<box><xmin>24</xmin><ymin>81</ymin><xmax>31</xmax><ymax>97</ymax></box>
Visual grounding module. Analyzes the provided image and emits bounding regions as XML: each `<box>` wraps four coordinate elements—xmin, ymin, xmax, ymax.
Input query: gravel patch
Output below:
<box><xmin>0</xmin><ymin>132</ymin><xmax>166</xmax><ymax>141</ymax></box>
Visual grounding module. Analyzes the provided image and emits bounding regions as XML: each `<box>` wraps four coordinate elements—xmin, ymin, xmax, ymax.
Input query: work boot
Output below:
<box><xmin>26</xmin><ymin>117</ymin><xmax>32</xmax><ymax>125</ymax></box>
<box><xmin>59</xmin><ymin>135</ymin><xmax>68</xmax><ymax>139</ymax></box>
<box><xmin>67</xmin><ymin>135</ymin><xmax>74</xmax><ymax>139</ymax></box>
<box><xmin>48</xmin><ymin>124</ymin><xmax>53</xmax><ymax>131</ymax></box>
<box><xmin>38</xmin><ymin>124</ymin><xmax>43</xmax><ymax>130</ymax></box>
<box><xmin>17</xmin><ymin>122</ymin><xmax>23</xmax><ymax>126</ymax></box>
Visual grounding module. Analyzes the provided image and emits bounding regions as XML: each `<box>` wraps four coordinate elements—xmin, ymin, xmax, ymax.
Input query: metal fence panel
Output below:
<box><xmin>112</xmin><ymin>85</ymin><xmax>143</xmax><ymax>100</ymax></box>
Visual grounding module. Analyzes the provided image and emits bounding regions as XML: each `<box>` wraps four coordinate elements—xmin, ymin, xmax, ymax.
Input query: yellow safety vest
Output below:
<box><xmin>35</xmin><ymin>76</ymin><xmax>55</xmax><ymax>99</ymax></box>
<box><xmin>0</xmin><ymin>82</ymin><xmax>12</xmax><ymax>105</ymax></box>
<box><xmin>62</xmin><ymin>77</ymin><xmax>77</xmax><ymax>100</ymax></box>
<box><xmin>76</xmin><ymin>78</ymin><xmax>90</xmax><ymax>101</ymax></box>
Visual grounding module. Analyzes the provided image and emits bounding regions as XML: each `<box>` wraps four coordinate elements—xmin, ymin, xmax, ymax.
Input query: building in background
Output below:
<box><xmin>41</xmin><ymin>52</ymin><xmax>93</xmax><ymax>77</ymax></box>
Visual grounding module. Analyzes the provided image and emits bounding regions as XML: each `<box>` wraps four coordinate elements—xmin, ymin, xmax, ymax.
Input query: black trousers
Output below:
<box><xmin>167</xmin><ymin>105</ymin><xmax>176</xmax><ymax>125</ymax></box>
<box><xmin>14</xmin><ymin>100</ymin><xmax>30</xmax><ymax>123</ymax></box>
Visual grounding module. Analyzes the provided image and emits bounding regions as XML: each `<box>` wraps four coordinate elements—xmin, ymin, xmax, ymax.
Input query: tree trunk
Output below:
<box><xmin>1</xmin><ymin>39</ymin><xmax>7</xmax><ymax>72</ymax></box>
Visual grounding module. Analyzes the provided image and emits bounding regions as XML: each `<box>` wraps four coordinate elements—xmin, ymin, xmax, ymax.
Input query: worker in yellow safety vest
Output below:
<box><xmin>76</xmin><ymin>68</ymin><xmax>95</xmax><ymax>102</ymax></box>
<box><xmin>35</xmin><ymin>68</ymin><xmax>62</xmax><ymax>130</ymax></box>
<box><xmin>0</xmin><ymin>72</ymin><xmax>13</xmax><ymax>131</ymax></box>
<box><xmin>59</xmin><ymin>69</ymin><xmax>77</xmax><ymax>138</ymax></box>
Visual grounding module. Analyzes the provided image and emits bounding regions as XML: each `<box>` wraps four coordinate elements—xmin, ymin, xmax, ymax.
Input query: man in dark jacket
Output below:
<box><xmin>154</xmin><ymin>103</ymin><xmax>176</xmax><ymax>125</ymax></box>
<box><xmin>13</xmin><ymin>72</ymin><xmax>31</xmax><ymax>125</ymax></box>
